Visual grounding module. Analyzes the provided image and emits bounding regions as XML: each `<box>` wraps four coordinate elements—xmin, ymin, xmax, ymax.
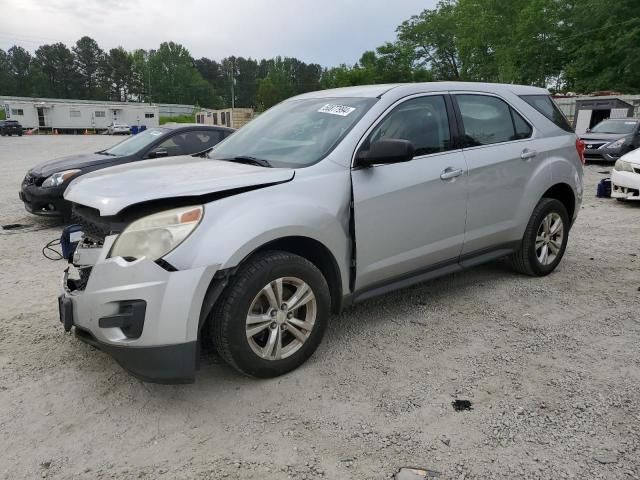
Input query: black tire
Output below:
<box><xmin>209</xmin><ymin>250</ymin><xmax>330</xmax><ymax>378</ymax></box>
<box><xmin>509</xmin><ymin>198</ymin><xmax>570</xmax><ymax>276</ymax></box>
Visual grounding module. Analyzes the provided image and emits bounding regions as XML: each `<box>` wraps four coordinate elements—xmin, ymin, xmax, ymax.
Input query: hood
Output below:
<box><xmin>64</xmin><ymin>156</ymin><xmax>295</xmax><ymax>216</ymax></box>
<box><xmin>30</xmin><ymin>152</ymin><xmax>121</xmax><ymax>177</ymax></box>
<box><xmin>579</xmin><ymin>133</ymin><xmax>632</xmax><ymax>143</ymax></box>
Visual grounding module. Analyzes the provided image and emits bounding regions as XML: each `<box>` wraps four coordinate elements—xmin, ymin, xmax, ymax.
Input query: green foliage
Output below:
<box><xmin>0</xmin><ymin>2</ymin><xmax>637</xmax><ymax>108</ymax></box>
<box><xmin>159</xmin><ymin>114</ymin><xmax>196</xmax><ymax>124</ymax></box>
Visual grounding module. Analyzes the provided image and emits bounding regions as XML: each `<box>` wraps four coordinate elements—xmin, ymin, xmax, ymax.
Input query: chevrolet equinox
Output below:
<box><xmin>58</xmin><ymin>82</ymin><xmax>584</xmax><ymax>383</ymax></box>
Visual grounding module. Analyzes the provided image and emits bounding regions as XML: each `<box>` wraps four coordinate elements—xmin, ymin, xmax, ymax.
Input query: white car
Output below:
<box><xmin>611</xmin><ymin>149</ymin><xmax>640</xmax><ymax>201</ymax></box>
<box><xmin>107</xmin><ymin>123</ymin><xmax>130</xmax><ymax>135</ymax></box>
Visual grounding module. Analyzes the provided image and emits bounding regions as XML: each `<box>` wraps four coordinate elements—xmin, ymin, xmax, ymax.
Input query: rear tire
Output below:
<box><xmin>509</xmin><ymin>198</ymin><xmax>569</xmax><ymax>276</ymax></box>
<box><xmin>210</xmin><ymin>251</ymin><xmax>330</xmax><ymax>378</ymax></box>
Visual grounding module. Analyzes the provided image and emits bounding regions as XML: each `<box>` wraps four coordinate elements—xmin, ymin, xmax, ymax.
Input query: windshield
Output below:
<box><xmin>208</xmin><ymin>97</ymin><xmax>377</xmax><ymax>168</ymax></box>
<box><xmin>103</xmin><ymin>128</ymin><xmax>168</xmax><ymax>156</ymax></box>
<box><xmin>590</xmin><ymin>119</ymin><xmax>638</xmax><ymax>134</ymax></box>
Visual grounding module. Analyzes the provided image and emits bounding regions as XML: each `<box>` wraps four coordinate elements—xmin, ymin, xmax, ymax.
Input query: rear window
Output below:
<box><xmin>520</xmin><ymin>95</ymin><xmax>573</xmax><ymax>133</ymax></box>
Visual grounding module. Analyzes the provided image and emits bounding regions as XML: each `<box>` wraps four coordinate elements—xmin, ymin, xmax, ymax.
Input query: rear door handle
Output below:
<box><xmin>521</xmin><ymin>149</ymin><xmax>537</xmax><ymax>160</ymax></box>
<box><xmin>440</xmin><ymin>167</ymin><xmax>464</xmax><ymax>180</ymax></box>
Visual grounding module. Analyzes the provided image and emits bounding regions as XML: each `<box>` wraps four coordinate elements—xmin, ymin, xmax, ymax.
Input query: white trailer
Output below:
<box><xmin>1</xmin><ymin>97</ymin><xmax>159</xmax><ymax>132</ymax></box>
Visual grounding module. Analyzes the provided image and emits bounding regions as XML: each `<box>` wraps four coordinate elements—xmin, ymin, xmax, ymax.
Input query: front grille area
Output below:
<box><xmin>584</xmin><ymin>142</ymin><xmax>606</xmax><ymax>150</ymax></box>
<box><xmin>71</xmin><ymin>204</ymin><xmax>125</xmax><ymax>242</ymax></box>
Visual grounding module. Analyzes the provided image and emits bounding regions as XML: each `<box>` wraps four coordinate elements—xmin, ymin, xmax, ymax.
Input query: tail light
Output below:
<box><xmin>575</xmin><ymin>138</ymin><xmax>586</xmax><ymax>165</ymax></box>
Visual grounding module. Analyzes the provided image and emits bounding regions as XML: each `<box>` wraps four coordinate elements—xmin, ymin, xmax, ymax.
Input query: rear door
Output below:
<box><xmin>352</xmin><ymin>94</ymin><xmax>468</xmax><ymax>291</ymax></box>
<box><xmin>452</xmin><ymin>93</ymin><xmax>539</xmax><ymax>255</ymax></box>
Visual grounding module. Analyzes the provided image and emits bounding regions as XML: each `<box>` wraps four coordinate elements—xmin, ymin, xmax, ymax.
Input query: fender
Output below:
<box><xmin>164</xmin><ymin>166</ymin><xmax>354</xmax><ymax>298</ymax></box>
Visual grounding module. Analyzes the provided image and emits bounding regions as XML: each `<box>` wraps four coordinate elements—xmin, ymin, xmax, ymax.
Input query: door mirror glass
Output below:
<box><xmin>356</xmin><ymin>139</ymin><xmax>415</xmax><ymax>167</ymax></box>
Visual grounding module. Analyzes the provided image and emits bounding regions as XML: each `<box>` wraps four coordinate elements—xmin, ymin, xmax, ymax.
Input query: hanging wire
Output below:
<box><xmin>42</xmin><ymin>238</ymin><xmax>64</xmax><ymax>261</ymax></box>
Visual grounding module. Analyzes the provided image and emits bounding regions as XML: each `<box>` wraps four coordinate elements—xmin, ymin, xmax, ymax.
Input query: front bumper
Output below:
<box><xmin>19</xmin><ymin>182</ymin><xmax>69</xmax><ymax>217</ymax></box>
<box><xmin>61</xmin><ymin>235</ymin><xmax>219</xmax><ymax>383</ymax></box>
<box><xmin>611</xmin><ymin>169</ymin><xmax>640</xmax><ymax>200</ymax></box>
<box><xmin>584</xmin><ymin>149</ymin><xmax>621</xmax><ymax>162</ymax></box>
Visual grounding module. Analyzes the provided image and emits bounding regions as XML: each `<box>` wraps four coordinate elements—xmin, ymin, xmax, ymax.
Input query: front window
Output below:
<box><xmin>102</xmin><ymin>128</ymin><xmax>168</xmax><ymax>157</ymax></box>
<box><xmin>209</xmin><ymin>97</ymin><xmax>377</xmax><ymax>168</ymax></box>
<box><xmin>590</xmin><ymin>119</ymin><xmax>638</xmax><ymax>135</ymax></box>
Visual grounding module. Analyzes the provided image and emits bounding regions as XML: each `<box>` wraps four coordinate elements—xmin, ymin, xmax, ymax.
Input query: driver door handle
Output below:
<box><xmin>521</xmin><ymin>149</ymin><xmax>537</xmax><ymax>160</ymax></box>
<box><xmin>440</xmin><ymin>167</ymin><xmax>464</xmax><ymax>180</ymax></box>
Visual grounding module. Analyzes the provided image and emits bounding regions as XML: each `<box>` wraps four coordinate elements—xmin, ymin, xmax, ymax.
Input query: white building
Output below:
<box><xmin>1</xmin><ymin>96</ymin><xmax>159</xmax><ymax>132</ymax></box>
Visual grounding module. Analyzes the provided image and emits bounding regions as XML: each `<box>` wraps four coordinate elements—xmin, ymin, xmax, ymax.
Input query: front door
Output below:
<box><xmin>352</xmin><ymin>94</ymin><xmax>468</xmax><ymax>291</ymax></box>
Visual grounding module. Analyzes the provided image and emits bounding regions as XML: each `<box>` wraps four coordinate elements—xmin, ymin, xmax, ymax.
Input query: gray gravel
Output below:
<box><xmin>0</xmin><ymin>135</ymin><xmax>639</xmax><ymax>479</ymax></box>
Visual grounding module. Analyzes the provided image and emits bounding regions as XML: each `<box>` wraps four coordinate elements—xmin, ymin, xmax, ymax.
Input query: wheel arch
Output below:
<box><xmin>243</xmin><ymin>236</ymin><xmax>344</xmax><ymax>314</ymax></box>
<box><xmin>541</xmin><ymin>182</ymin><xmax>576</xmax><ymax>222</ymax></box>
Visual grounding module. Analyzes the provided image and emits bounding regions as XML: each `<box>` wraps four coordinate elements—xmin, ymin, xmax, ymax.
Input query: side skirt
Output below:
<box><xmin>344</xmin><ymin>242</ymin><xmax>520</xmax><ymax>307</ymax></box>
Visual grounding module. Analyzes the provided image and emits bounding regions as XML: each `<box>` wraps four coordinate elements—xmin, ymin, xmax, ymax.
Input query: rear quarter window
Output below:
<box><xmin>520</xmin><ymin>95</ymin><xmax>573</xmax><ymax>133</ymax></box>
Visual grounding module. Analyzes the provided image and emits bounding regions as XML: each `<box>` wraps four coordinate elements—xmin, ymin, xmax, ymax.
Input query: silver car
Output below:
<box><xmin>59</xmin><ymin>82</ymin><xmax>584</xmax><ymax>383</ymax></box>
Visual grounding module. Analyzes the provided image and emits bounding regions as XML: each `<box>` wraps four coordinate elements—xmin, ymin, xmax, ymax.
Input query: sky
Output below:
<box><xmin>0</xmin><ymin>0</ymin><xmax>436</xmax><ymax>67</ymax></box>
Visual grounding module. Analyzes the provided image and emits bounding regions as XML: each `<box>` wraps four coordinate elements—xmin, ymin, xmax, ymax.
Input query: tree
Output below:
<box><xmin>32</xmin><ymin>43</ymin><xmax>78</xmax><ymax>97</ymax></box>
<box><xmin>562</xmin><ymin>0</ymin><xmax>640</xmax><ymax>93</ymax></box>
<box><xmin>73</xmin><ymin>36</ymin><xmax>106</xmax><ymax>99</ymax></box>
<box><xmin>256</xmin><ymin>57</ymin><xmax>296</xmax><ymax>109</ymax></box>
<box><xmin>397</xmin><ymin>0</ymin><xmax>461</xmax><ymax>80</ymax></box>
<box><xmin>106</xmin><ymin>47</ymin><xmax>133</xmax><ymax>101</ymax></box>
<box><xmin>0</xmin><ymin>49</ymin><xmax>13</xmax><ymax>95</ymax></box>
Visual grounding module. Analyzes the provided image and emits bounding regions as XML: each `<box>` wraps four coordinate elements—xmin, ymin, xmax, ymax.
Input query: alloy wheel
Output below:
<box><xmin>535</xmin><ymin>212</ymin><xmax>564</xmax><ymax>265</ymax></box>
<box><xmin>245</xmin><ymin>277</ymin><xmax>317</xmax><ymax>361</ymax></box>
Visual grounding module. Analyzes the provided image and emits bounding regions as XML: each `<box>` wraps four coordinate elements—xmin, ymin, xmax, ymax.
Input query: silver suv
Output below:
<box><xmin>59</xmin><ymin>82</ymin><xmax>584</xmax><ymax>383</ymax></box>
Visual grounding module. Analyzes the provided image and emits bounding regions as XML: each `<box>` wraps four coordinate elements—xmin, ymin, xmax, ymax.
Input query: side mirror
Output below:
<box><xmin>148</xmin><ymin>149</ymin><xmax>168</xmax><ymax>159</ymax></box>
<box><xmin>356</xmin><ymin>139</ymin><xmax>415</xmax><ymax>168</ymax></box>
<box><xmin>585</xmin><ymin>128</ymin><xmax>591</xmax><ymax>133</ymax></box>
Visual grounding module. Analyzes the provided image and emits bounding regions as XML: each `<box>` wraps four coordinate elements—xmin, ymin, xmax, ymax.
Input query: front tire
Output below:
<box><xmin>210</xmin><ymin>251</ymin><xmax>330</xmax><ymax>378</ymax></box>
<box><xmin>509</xmin><ymin>198</ymin><xmax>569</xmax><ymax>276</ymax></box>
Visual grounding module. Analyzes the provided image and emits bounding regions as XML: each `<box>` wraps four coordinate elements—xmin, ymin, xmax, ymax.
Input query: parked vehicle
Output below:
<box><xmin>20</xmin><ymin>124</ymin><xmax>233</xmax><ymax>219</ymax></box>
<box><xmin>107</xmin><ymin>122</ymin><xmax>131</xmax><ymax>135</ymax></box>
<box><xmin>611</xmin><ymin>149</ymin><xmax>640</xmax><ymax>201</ymax></box>
<box><xmin>0</xmin><ymin>119</ymin><xmax>23</xmax><ymax>136</ymax></box>
<box><xmin>579</xmin><ymin>118</ymin><xmax>640</xmax><ymax>162</ymax></box>
<box><xmin>59</xmin><ymin>82</ymin><xmax>584</xmax><ymax>383</ymax></box>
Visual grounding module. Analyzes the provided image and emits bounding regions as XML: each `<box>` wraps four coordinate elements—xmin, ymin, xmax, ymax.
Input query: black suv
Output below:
<box><xmin>20</xmin><ymin>124</ymin><xmax>233</xmax><ymax>219</ymax></box>
<box><xmin>0</xmin><ymin>120</ymin><xmax>23</xmax><ymax>136</ymax></box>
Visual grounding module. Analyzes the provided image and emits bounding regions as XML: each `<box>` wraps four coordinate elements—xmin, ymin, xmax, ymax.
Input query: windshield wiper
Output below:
<box><xmin>96</xmin><ymin>151</ymin><xmax>116</xmax><ymax>156</ymax></box>
<box><xmin>221</xmin><ymin>156</ymin><xmax>273</xmax><ymax>168</ymax></box>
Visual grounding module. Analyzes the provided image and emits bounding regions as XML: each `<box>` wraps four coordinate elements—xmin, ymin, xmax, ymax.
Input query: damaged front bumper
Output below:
<box><xmin>60</xmin><ymin>235</ymin><xmax>219</xmax><ymax>383</ymax></box>
<box><xmin>611</xmin><ymin>169</ymin><xmax>640</xmax><ymax>201</ymax></box>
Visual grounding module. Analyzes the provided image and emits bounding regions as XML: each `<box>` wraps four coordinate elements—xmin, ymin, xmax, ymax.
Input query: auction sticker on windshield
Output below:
<box><xmin>318</xmin><ymin>104</ymin><xmax>356</xmax><ymax>116</ymax></box>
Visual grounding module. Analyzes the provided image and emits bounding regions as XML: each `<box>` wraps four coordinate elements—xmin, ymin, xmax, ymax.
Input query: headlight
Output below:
<box><xmin>109</xmin><ymin>205</ymin><xmax>203</xmax><ymax>261</ymax></box>
<box><xmin>614</xmin><ymin>159</ymin><xmax>634</xmax><ymax>172</ymax></box>
<box><xmin>41</xmin><ymin>169</ymin><xmax>81</xmax><ymax>188</ymax></box>
<box><xmin>606</xmin><ymin>138</ymin><xmax>626</xmax><ymax>149</ymax></box>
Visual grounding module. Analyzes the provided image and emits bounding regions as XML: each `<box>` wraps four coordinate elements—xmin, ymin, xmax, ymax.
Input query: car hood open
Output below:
<box><xmin>64</xmin><ymin>156</ymin><xmax>295</xmax><ymax>216</ymax></box>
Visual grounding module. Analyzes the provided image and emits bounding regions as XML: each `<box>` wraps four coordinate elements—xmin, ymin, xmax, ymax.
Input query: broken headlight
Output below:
<box><xmin>109</xmin><ymin>205</ymin><xmax>203</xmax><ymax>261</ymax></box>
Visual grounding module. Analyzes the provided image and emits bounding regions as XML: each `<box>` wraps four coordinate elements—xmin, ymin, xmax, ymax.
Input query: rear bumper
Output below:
<box><xmin>611</xmin><ymin>169</ymin><xmax>640</xmax><ymax>200</ymax></box>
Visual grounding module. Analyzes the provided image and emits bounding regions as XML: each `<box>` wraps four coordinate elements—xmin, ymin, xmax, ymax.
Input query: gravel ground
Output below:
<box><xmin>0</xmin><ymin>135</ymin><xmax>639</xmax><ymax>480</ymax></box>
